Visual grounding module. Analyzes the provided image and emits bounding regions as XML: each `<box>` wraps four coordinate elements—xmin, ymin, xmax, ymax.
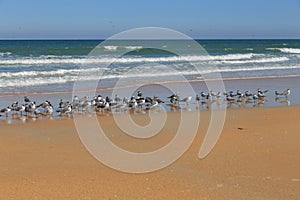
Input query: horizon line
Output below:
<box><xmin>0</xmin><ymin>37</ymin><xmax>300</xmax><ymax>40</ymax></box>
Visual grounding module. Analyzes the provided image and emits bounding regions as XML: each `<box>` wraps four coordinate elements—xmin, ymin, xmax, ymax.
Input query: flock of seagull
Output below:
<box><xmin>0</xmin><ymin>88</ymin><xmax>291</xmax><ymax>121</ymax></box>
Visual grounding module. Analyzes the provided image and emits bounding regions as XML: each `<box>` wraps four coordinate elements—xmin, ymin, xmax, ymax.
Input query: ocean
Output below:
<box><xmin>0</xmin><ymin>39</ymin><xmax>300</xmax><ymax>95</ymax></box>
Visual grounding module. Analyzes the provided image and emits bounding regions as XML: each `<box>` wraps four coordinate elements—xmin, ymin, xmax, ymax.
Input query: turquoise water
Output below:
<box><xmin>0</xmin><ymin>39</ymin><xmax>300</xmax><ymax>93</ymax></box>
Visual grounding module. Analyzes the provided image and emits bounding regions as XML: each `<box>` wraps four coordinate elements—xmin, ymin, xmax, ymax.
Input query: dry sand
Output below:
<box><xmin>0</xmin><ymin>106</ymin><xmax>299</xmax><ymax>199</ymax></box>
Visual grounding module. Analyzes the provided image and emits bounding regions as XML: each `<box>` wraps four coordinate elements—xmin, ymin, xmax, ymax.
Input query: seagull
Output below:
<box><xmin>114</xmin><ymin>94</ymin><xmax>121</xmax><ymax>103</ymax></box>
<box><xmin>15</xmin><ymin>105</ymin><xmax>25</xmax><ymax>116</ymax></box>
<box><xmin>137</xmin><ymin>91</ymin><xmax>143</xmax><ymax>98</ymax></box>
<box><xmin>24</xmin><ymin>96</ymin><xmax>30</xmax><ymax>104</ymax></box>
<box><xmin>104</xmin><ymin>102</ymin><xmax>111</xmax><ymax>111</ymax></box>
<box><xmin>145</xmin><ymin>100</ymin><xmax>159</xmax><ymax>110</ymax></box>
<box><xmin>0</xmin><ymin>107</ymin><xmax>11</xmax><ymax>117</ymax></box>
<box><xmin>237</xmin><ymin>96</ymin><xmax>244</xmax><ymax>103</ymax></box>
<box><xmin>180</xmin><ymin>96</ymin><xmax>192</xmax><ymax>106</ymax></box>
<box><xmin>91</xmin><ymin>99</ymin><xmax>97</xmax><ymax>107</ymax></box>
<box><xmin>209</xmin><ymin>91</ymin><xmax>221</xmax><ymax>100</ymax></box>
<box><xmin>252</xmin><ymin>94</ymin><xmax>259</xmax><ymax>101</ymax></box>
<box><xmin>195</xmin><ymin>94</ymin><xmax>200</xmax><ymax>104</ymax></box>
<box><xmin>59</xmin><ymin>99</ymin><xmax>70</xmax><ymax>108</ymax></box>
<box><xmin>96</xmin><ymin>101</ymin><xmax>110</xmax><ymax>112</ymax></box>
<box><xmin>123</xmin><ymin>97</ymin><xmax>129</xmax><ymax>104</ymax></box>
<box><xmin>105</xmin><ymin>96</ymin><xmax>112</xmax><ymax>103</ymax></box>
<box><xmin>114</xmin><ymin>102</ymin><xmax>127</xmax><ymax>112</ymax></box>
<box><xmin>229</xmin><ymin>91</ymin><xmax>237</xmax><ymax>97</ymax></box>
<box><xmin>37</xmin><ymin>100</ymin><xmax>51</xmax><ymax>108</ymax></box>
<box><xmin>136</xmin><ymin>97</ymin><xmax>145</xmax><ymax>110</ymax></box>
<box><xmin>283</xmin><ymin>89</ymin><xmax>290</xmax><ymax>99</ymax></box>
<box><xmin>245</xmin><ymin>91</ymin><xmax>253</xmax><ymax>97</ymax></box>
<box><xmin>80</xmin><ymin>100</ymin><xmax>91</xmax><ymax>112</ymax></box>
<box><xmin>96</xmin><ymin>95</ymin><xmax>102</xmax><ymax>102</ymax></box>
<box><xmin>275</xmin><ymin>90</ymin><xmax>283</xmax><ymax>97</ymax></box>
<box><xmin>145</xmin><ymin>96</ymin><xmax>153</xmax><ymax>103</ymax></box>
<box><xmin>236</xmin><ymin>90</ymin><xmax>242</xmax><ymax>96</ymax></box>
<box><xmin>73</xmin><ymin>95</ymin><xmax>79</xmax><ymax>102</ymax></box>
<box><xmin>257</xmin><ymin>92</ymin><xmax>266</xmax><ymax>99</ymax></box>
<box><xmin>11</xmin><ymin>102</ymin><xmax>18</xmax><ymax>112</ymax></box>
<box><xmin>257</xmin><ymin>88</ymin><xmax>268</xmax><ymax>94</ymax></box>
<box><xmin>57</xmin><ymin>105</ymin><xmax>72</xmax><ymax>115</ymax></box>
<box><xmin>128</xmin><ymin>96</ymin><xmax>137</xmax><ymax>109</ymax></box>
<box><xmin>45</xmin><ymin>105</ymin><xmax>54</xmax><ymax>115</ymax></box>
<box><xmin>167</xmin><ymin>94</ymin><xmax>179</xmax><ymax>104</ymax></box>
<box><xmin>35</xmin><ymin>104</ymin><xmax>54</xmax><ymax>116</ymax></box>
<box><xmin>25</xmin><ymin>101</ymin><xmax>36</xmax><ymax>115</ymax></box>
<box><xmin>200</xmin><ymin>92</ymin><xmax>210</xmax><ymax>101</ymax></box>
<box><xmin>153</xmin><ymin>96</ymin><xmax>164</xmax><ymax>104</ymax></box>
<box><xmin>226</xmin><ymin>96</ymin><xmax>235</xmax><ymax>103</ymax></box>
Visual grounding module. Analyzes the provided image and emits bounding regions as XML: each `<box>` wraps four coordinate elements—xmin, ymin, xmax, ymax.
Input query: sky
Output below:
<box><xmin>0</xmin><ymin>0</ymin><xmax>300</xmax><ymax>39</ymax></box>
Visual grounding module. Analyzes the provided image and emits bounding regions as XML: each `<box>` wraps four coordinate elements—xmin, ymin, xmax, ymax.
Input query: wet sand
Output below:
<box><xmin>1</xmin><ymin>75</ymin><xmax>300</xmax><ymax>112</ymax></box>
<box><xmin>0</xmin><ymin>106</ymin><xmax>299</xmax><ymax>199</ymax></box>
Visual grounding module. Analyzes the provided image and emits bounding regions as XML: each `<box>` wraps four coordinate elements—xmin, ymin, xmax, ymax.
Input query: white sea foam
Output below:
<box><xmin>125</xmin><ymin>46</ymin><xmax>143</xmax><ymax>50</ymax></box>
<box><xmin>0</xmin><ymin>76</ymin><xmax>75</xmax><ymax>88</ymax></box>
<box><xmin>1</xmin><ymin>64</ymin><xmax>300</xmax><ymax>88</ymax></box>
<box><xmin>0</xmin><ymin>68</ymin><xmax>104</xmax><ymax>78</ymax></box>
<box><xmin>0</xmin><ymin>52</ymin><xmax>12</xmax><ymax>56</ymax></box>
<box><xmin>103</xmin><ymin>46</ymin><xmax>118</xmax><ymax>51</ymax></box>
<box><xmin>220</xmin><ymin>57</ymin><xmax>289</xmax><ymax>64</ymax></box>
<box><xmin>266</xmin><ymin>48</ymin><xmax>300</xmax><ymax>54</ymax></box>
<box><xmin>0</xmin><ymin>53</ymin><xmax>260</xmax><ymax>66</ymax></box>
<box><xmin>103</xmin><ymin>45</ymin><xmax>143</xmax><ymax>51</ymax></box>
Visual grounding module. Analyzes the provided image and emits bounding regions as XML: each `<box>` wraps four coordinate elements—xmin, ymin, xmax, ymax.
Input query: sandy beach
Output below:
<box><xmin>0</xmin><ymin>106</ymin><xmax>299</xmax><ymax>199</ymax></box>
<box><xmin>1</xmin><ymin>0</ymin><xmax>300</xmax><ymax>199</ymax></box>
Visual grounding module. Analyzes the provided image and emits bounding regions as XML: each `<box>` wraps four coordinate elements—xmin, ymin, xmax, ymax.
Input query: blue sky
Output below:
<box><xmin>0</xmin><ymin>0</ymin><xmax>300</xmax><ymax>39</ymax></box>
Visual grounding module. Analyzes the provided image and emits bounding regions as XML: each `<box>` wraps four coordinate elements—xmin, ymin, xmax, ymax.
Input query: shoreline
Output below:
<box><xmin>0</xmin><ymin>74</ymin><xmax>298</xmax><ymax>125</ymax></box>
<box><xmin>1</xmin><ymin>74</ymin><xmax>300</xmax><ymax>97</ymax></box>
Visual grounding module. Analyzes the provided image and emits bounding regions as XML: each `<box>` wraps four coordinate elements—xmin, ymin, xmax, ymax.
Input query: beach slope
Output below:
<box><xmin>0</xmin><ymin>107</ymin><xmax>299</xmax><ymax>199</ymax></box>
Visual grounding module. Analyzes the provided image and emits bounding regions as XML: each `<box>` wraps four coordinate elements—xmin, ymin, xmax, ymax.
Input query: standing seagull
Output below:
<box><xmin>136</xmin><ymin>97</ymin><xmax>145</xmax><ymax>110</ymax></box>
<box><xmin>0</xmin><ymin>107</ymin><xmax>11</xmax><ymax>117</ymax></box>
<box><xmin>24</xmin><ymin>96</ymin><xmax>30</xmax><ymax>104</ymax></box>
<box><xmin>15</xmin><ymin>105</ymin><xmax>25</xmax><ymax>116</ymax></box>
<box><xmin>275</xmin><ymin>90</ymin><xmax>283</xmax><ymax>97</ymax></box>
<box><xmin>137</xmin><ymin>91</ymin><xmax>143</xmax><ymax>98</ymax></box>
<box><xmin>57</xmin><ymin>105</ymin><xmax>72</xmax><ymax>115</ymax></box>
<box><xmin>195</xmin><ymin>94</ymin><xmax>200</xmax><ymax>104</ymax></box>
<box><xmin>180</xmin><ymin>96</ymin><xmax>192</xmax><ymax>106</ymax></box>
<box><xmin>275</xmin><ymin>89</ymin><xmax>290</xmax><ymax>99</ymax></box>
<box><xmin>168</xmin><ymin>93</ymin><xmax>179</xmax><ymax>104</ymax></box>
<box><xmin>283</xmin><ymin>89</ymin><xmax>290</xmax><ymax>99</ymax></box>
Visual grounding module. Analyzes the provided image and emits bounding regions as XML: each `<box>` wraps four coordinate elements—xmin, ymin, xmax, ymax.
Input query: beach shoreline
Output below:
<box><xmin>1</xmin><ymin>74</ymin><xmax>300</xmax><ymax>98</ymax></box>
<box><xmin>0</xmin><ymin>75</ymin><xmax>299</xmax><ymax>126</ymax></box>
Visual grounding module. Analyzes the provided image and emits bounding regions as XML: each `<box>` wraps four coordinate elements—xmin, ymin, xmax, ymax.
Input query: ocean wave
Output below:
<box><xmin>0</xmin><ymin>52</ymin><xmax>12</xmax><ymax>56</ymax></box>
<box><xmin>1</xmin><ymin>64</ymin><xmax>300</xmax><ymax>88</ymax></box>
<box><xmin>0</xmin><ymin>76</ymin><xmax>76</xmax><ymax>88</ymax></box>
<box><xmin>103</xmin><ymin>46</ymin><xmax>118</xmax><ymax>51</ymax></box>
<box><xmin>266</xmin><ymin>48</ymin><xmax>300</xmax><ymax>54</ymax></box>
<box><xmin>219</xmin><ymin>57</ymin><xmax>289</xmax><ymax>64</ymax></box>
<box><xmin>0</xmin><ymin>68</ymin><xmax>104</xmax><ymax>78</ymax></box>
<box><xmin>102</xmin><ymin>45</ymin><xmax>143</xmax><ymax>51</ymax></box>
<box><xmin>125</xmin><ymin>46</ymin><xmax>143</xmax><ymax>50</ymax></box>
<box><xmin>0</xmin><ymin>53</ymin><xmax>259</xmax><ymax>66</ymax></box>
